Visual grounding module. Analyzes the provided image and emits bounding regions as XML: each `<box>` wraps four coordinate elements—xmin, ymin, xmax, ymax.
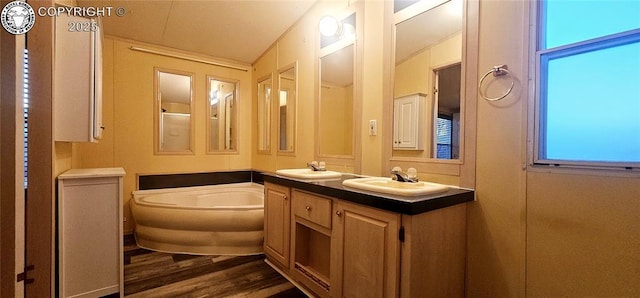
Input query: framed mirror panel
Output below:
<box><xmin>393</xmin><ymin>0</ymin><xmax>463</xmax><ymax>161</ymax></box>
<box><xmin>207</xmin><ymin>76</ymin><xmax>238</xmax><ymax>154</ymax></box>
<box><xmin>278</xmin><ymin>64</ymin><xmax>297</xmax><ymax>154</ymax></box>
<box><xmin>257</xmin><ymin>75</ymin><xmax>272</xmax><ymax>154</ymax></box>
<box><xmin>319</xmin><ymin>43</ymin><xmax>355</xmax><ymax>157</ymax></box>
<box><xmin>154</xmin><ymin>68</ymin><xmax>194</xmax><ymax>154</ymax></box>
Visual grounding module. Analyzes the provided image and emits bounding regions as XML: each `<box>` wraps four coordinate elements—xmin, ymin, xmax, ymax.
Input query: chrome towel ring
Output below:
<box><xmin>479</xmin><ymin>64</ymin><xmax>514</xmax><ymax>101</ymax></box>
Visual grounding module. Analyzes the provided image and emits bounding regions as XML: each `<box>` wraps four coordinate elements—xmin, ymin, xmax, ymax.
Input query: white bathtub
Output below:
<box><xmin>130</xmin><ymin>182</ymin><xmax>264</xmax><ymax>255</ymax></box>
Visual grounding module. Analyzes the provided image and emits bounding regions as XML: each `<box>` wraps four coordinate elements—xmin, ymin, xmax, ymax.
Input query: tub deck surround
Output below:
<box><xmin>138</xmin><ymin>170</ymin><xmax>258</xmax><ymax>190</ymax></box>
<box><xmin>261</xmin><ymin>172</ymin><xmax>474</xmax><ymax>215</ymax></box>
<box><xmin>134</xmin><ymin>170</ymin><xmax>471</xmax><ymax>214</ymax></box>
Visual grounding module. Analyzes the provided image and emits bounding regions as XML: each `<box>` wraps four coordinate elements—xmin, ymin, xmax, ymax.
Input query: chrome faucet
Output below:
<box><xmin>307</xmin><ymin>161</ymin><xmax>326</xmax><ymax>171</ymax></box>
<box><xmin>390</xmin><ymin>167</ymin><xmax>419</xmax><ymax>183</ymax></box>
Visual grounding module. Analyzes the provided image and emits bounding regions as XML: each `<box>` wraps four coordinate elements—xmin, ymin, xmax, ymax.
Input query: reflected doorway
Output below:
<box><xmin>433</xmin><ymin>63</ymin><xmax>461</xmax><ymax>159</ymax></box>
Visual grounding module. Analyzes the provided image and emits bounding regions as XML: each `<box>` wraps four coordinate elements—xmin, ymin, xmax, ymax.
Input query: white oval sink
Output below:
<box><xmin>342</xmin><ymin>177</ymin><xmax>449</xmax><ymax>196</ymax></box>
<box><xmin>276</xmin><ymin>168</ymin><xmax>343</xmax><ymax>180</ymax></box>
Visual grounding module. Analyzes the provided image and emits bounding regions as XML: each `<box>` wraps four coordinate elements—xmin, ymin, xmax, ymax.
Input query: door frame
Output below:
<box><xmin>1</xmin><ymin>21</ymin><xmax>26</xmax><ymax>297</ymax></box>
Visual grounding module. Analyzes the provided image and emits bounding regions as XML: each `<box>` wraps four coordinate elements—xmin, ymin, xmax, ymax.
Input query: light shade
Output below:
<box><xmin>319</xmin><ymin>15</ymin><xmax>341</xmax><ymax>37</ymax></box>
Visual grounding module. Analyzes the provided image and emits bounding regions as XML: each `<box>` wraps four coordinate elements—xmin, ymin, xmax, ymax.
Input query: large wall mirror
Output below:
<box><xmin>317</xmin><ymin>9</ymin><xmax>360</xmax><ymax>171</ymax></box>
<box><xmin>319</xmin><ymin>43</ymin><xmax>354</xmax><ymax>157</ymax></box>
<box><xmin>393</xmin><ymin>0</ymin><xmax>463</xmax><ymax>160</ymax></box>
<box><xmin>154</xmin><ymin>68</ymin><xmax>194</xmax><ymax>154</ymax></box>
<box><xmin>257</xmin><ymin>75</ymin><xmax>272</xmax><ymax>153</ymax></box>
<box><xmin>207</xmin><ymin>76</ymin><xmax>238</xmax><ymax>154</ymax></box>
<box><xmin>278</xmin><ymin>64</ymin><xmax>297</xmax><ymax>154</ymax></box>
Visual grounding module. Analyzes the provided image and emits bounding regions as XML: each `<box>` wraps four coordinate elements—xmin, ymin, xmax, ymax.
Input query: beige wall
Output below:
<box><xmin>469</xmin><ymin>0</ymin><xmax>640</xmax><ymax>296</ymax></box>
<box><xmin>359</xmin><ymin>0</ymin><xmax>384</xmax><ymax>176</ymax></box>
<box><xmin>73</xmin><ymin>37</ymin><xmax>252</xmax><ymax>232</ymax></box>
<box><xmin>65</xmin><ymin>0</ymin><xmax>640</xmax><ymax>295</ymax></box>
<box><xmin>467</xmin><ymin>1</ymin><xmax>527</xmax><ymax>295</ymax></box>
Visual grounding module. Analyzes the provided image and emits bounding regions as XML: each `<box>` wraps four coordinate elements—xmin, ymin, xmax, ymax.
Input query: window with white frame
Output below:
<box><xmin>534</xmin><ymin>0</ymin><xmax>640</xmax><ymax>169</ymax></box>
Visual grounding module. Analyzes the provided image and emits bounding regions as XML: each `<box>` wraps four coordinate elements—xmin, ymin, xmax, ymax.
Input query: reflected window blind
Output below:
<box><xmin>436</xmin><ymin>115</ymin><xmax>452</xmax><ymax>159</ymax></box>
<box><xmin>23</xmin><ymin>49</ymin><xmax>29</xmax><ymax>189</ymax></box>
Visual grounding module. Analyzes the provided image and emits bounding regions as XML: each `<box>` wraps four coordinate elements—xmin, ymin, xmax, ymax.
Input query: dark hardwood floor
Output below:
<box><xmin>124</xmin><ymin>236</ymin><xmax>308</xmax><ymax>297</ymax></box>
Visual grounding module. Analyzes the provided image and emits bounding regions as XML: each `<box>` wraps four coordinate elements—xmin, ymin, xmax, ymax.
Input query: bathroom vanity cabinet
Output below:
<box><xmin>290</xmin><ymin>189</ymin><xmax>333</xmax><ymax>296</ymax></box>
<box><xmin>57</xmin><ymin>168</ymin><xmax>125</xmax><ymax>298</ymax></box>
<box><xmin>331</xmin><ymin>199</ymin><xmax>400</xmax><ymax>298</ymax></box>
<box><xmin>263</xmin><ymin>177</ymin><xmax>469</xmax><ymax>297</ymax></box>
<box><xmin>264</xmin><ymin>182</ymin><xmax>291</xmax><ymax>269</ymax></box>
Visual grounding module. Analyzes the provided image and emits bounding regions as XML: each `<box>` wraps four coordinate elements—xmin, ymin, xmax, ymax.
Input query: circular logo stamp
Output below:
<box><xmin>1</xmin><ymin>1</ymin><xmax>35</xmax><ymax>35</ymax></box>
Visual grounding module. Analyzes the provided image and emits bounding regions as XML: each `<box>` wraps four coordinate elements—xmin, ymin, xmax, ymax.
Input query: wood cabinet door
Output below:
<box><xmin>331</xmin><ymin>200</ymin><xmax>400</xmax><ymax>298</ymax></box>
<box><xmin>264</xmin><ymin>182</ymin><xmax>291</xmax><ymax>269</ymax></box>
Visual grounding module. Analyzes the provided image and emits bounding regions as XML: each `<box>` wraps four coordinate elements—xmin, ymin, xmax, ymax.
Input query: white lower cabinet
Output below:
<box><xmin>57</xmin><ymin>168</ymin><xmax>125</xmax><ymax>298</ymax></box>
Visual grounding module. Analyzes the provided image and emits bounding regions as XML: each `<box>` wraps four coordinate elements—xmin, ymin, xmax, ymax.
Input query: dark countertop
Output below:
<box><xmin>258</xmin><ymin>172</ymin><xmax>474</xmax><ymax>215</ymax></box>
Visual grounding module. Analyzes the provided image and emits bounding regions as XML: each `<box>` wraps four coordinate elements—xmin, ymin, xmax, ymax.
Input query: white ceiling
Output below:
<box><xmin>77</xmin><ymin>0</ymin><xmax>316</xmax><ymax>64</ymax></box>
<box><xmin>395</xmin><ymin>0</ymin><xmax>462</xmax><ymax>64</ymax></box>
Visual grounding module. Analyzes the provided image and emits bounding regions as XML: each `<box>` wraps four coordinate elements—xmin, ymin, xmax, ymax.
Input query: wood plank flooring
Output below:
<box><xmin>124</xmin><ymin>236</ymin><xmax>308</xmax><ymax>297</ymax></box>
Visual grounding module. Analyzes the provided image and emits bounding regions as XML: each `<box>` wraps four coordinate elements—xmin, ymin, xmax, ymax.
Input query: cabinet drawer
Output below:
<box><xmin>292</xmin><ymin>190</ymin><xmax>332</xmax><ymax>229</ymax></box>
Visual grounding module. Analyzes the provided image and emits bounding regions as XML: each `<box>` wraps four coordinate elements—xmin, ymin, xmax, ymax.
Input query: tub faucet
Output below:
<box><xmin>307</xmin><ymin>161</ymin><xmax>326</xmax><ymax>171</ymax></box>
<box><xmin>391</xmin><ymin>167</ymin><xmax>419</xmax><ymax>183</ymax></box>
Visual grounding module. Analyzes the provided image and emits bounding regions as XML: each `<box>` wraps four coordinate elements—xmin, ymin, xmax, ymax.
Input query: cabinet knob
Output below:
<box><xmin>335</xmin><ymin>210</ymin><xmax>342</xmax><ymax>216</ymax></box>
<box><xmin>305</xmin><ymin>205</ymin><xmax>311</xmax><ymax>212</ymax></box>
<box><xmin>282</xmin><ymin>195</ymin><xmax>287</xmax><ymax>200</ymax></box>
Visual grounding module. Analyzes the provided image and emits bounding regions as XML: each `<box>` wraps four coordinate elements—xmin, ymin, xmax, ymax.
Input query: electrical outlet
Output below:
<box><xmin>369</xmin><ymin>120</ymin><xmax>377</xmax><ymax>136</ymax></box>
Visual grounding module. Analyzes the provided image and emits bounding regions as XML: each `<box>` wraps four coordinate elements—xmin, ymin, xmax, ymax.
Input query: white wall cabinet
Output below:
<box><xmin>54</xmin><ymin>14</ymin><xmax>103</xmax><ymax>142</ymax></box>
<box><xmin>58</xmin><ymin>168</ymin><xmax>125</xmax><ymax>298</ymax></box>
<box><xmin>393</xmin><ymin>93</ymin><xmax>425</xmax><ymax>150</ymax></box>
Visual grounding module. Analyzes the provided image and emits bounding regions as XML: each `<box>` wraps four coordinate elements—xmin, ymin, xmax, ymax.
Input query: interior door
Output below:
<box><xmin>1</xmin><ymin>29</ymin><xmax>26</xmax><ymax>297</ymax></box>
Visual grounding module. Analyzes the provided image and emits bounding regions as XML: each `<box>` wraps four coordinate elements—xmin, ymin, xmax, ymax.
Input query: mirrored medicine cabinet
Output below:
<box><xmin>278</xmin><ymin>64</ymin><xmax>297</xmax><ymax>154</ymax></box>
<box><xmin>207</xmin><ymin>76</ymin><xmax>238</xmax><ymax>154</ymax></box>
<box><xmin>392</xmin><ymin>0</ymin><xmax>464</xmax><ymax>161</ymax></box>
<box><xmin>154</xmin><ymin>68</ymin><xmax>194</xmax><ymax>154</ymax></box>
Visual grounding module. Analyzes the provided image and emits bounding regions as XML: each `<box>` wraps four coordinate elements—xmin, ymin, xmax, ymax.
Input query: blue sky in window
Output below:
<box><xmin>542</xmin><ymin>0</ymin><xmax>640</xmax><ymax>163</ymax></box>
<box><xmin>544</xmin><ymin>0</ymin><xmax>640</xmax><ymax>49</ymax></box>
<box><xmin>545</xmin><ymin>42</ymin><xmax>640</xmax><ymax>162</ymax></box>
